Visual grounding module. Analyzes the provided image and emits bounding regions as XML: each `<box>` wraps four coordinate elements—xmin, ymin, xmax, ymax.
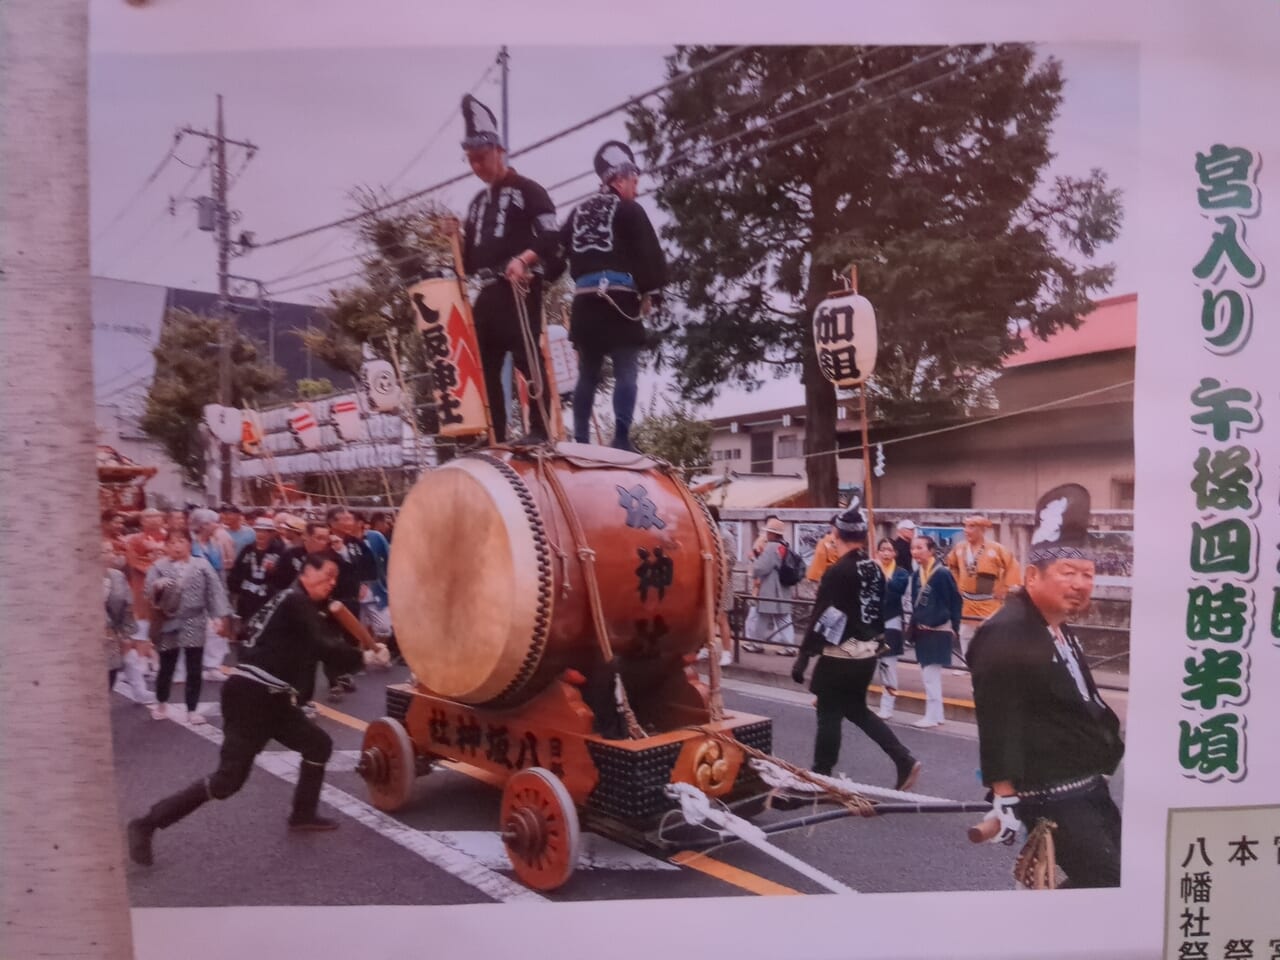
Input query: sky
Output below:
<box><xmin>89</xmin><ymin>42</ymin><xmax>1139</xmax><ymax>418</ymax></box>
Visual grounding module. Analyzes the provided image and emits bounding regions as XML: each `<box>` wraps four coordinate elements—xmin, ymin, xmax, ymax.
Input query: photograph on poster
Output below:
<box><xmin>89</xmin><ymin>35</ymin><xmax>1143</xmax><ymax>912</ymax></box>
<box><xmin>11</xmin><ymin>1</ymin><xmax>1263</xmax><ymax>958</ymax></box>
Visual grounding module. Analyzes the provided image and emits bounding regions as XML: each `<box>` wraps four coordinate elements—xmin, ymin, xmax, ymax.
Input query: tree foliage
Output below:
<box><xmin>628</xmin><ymin>44</ymin><xmax>1124</xmax><ymax>504</ymax></box>
<box><xmin>631</xmin><ymin>398</ymin><xmax>712</xmax><ymax>481</ymax></box>
<box><xmin>141</xmin><ymin>308</ymin><xmax>284</xmax><ymax>483</ymax></box>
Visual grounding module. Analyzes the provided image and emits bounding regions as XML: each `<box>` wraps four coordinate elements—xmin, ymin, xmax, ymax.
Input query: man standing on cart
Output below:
<box><xmin>444</xmin><ymin>94</ymin><xmax>561</xmax><ymax>444</ymax></box>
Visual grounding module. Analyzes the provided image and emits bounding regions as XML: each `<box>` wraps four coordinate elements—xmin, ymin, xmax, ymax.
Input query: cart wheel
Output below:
<box><xmin>356</xmin><ymin>716</ymin><xmax>417</xmax><ymax>812</ymax></box>
<box><xmin>500</xmin><ymin>767</ymin><xmax>580</xmax><ymax>891</ymax></box>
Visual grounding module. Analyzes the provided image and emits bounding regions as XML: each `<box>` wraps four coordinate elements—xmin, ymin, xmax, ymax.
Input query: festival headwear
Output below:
<box><xmin>896</xmin><ymin>518</ymin><xmax>916</xmax><ymax>531</ymax></box>
<box><xmin>252</xmin><ymin>518</ymin><xmax>277</xmax><ymax>533</ymax></box>
<box><xmin>833</xmin><ymin>499</ymin><xmax>869</xmax><ymax>539</ymax></box>
<box><xmin>963</xmin><ymin>514</ymin><xmax>992</xmax><ymax>528</ymax></box>
<box><xmin>461</xmin><ymin>95</ymin><xmax>502</xmax><ymax>151</ymax></box>
<box><xmin>764</xmin><ymin>517</ymin><xmax>786</xmax><ymax>536</ymax></box>
<box><xmin>1028</xmin><ymin>483</ymin><xmax>1092</xmax><ymax>565</ymax></box>
<box><xmin>274</xmin><ymin>512</ymin><xmax>306</xmax><ymax>535</ymax></box>
<box><xmin>594</xmin><ymin>140</ymin><xmax>639</xmax><ymax>182</ymax></box>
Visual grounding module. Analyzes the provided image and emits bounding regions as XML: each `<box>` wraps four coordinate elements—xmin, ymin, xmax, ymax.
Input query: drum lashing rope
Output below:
<box><xmin>533</xmin><ymin>450</ymin><xmax>645</xmax><ymax>739</ymax></box>
<box><xmin>512</xmin><ymin>281</ymin><xmax>553</xmax><ymax>441</ymax></box>
<box><xmin>665</xmin><ymin>467</ymin><xmax>726</xmax><ymax>723</ymax></box>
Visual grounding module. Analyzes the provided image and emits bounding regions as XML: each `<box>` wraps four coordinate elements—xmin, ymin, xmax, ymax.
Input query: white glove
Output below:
<box><xmin>362</xmin><ymin>642</ymin><xmax>391</xmax><ymax>668</ymax></box>
<box><xmin>987</xmin><ymin>794</ymin><xmax>1022</xmax><ymax>845</ymax></box>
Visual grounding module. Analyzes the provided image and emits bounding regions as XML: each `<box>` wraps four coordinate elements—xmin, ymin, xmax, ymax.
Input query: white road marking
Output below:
<box><xmin>178</xmin><ymin>721</ymin><xmax>547</xmax><ymax>903</ymax></box>
<box><xmin>430</xmin><ymin>830</ymin><xmax>678</xmax><ymax>872</ymax></box>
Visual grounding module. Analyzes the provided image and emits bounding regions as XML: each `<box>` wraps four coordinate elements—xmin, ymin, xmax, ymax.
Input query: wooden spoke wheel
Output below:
<box><xmin>500</xmin><ymin>768</ymin><xmax>580</xmax><ymax>891</ymax></box>
<box><xmin>356</xmin><ymin>717</ymin><xmax>417</xmax><ymax>812</ymax></box>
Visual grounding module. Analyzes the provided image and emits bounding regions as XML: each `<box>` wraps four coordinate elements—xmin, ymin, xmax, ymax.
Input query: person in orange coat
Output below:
<box><xmin>946</xmin><ymin>515</ymin><xmax>1021</xmax><ymax>663</ymax></box>
<box><xmin>805</xmin><ymin>515</ymin><xmax>841</xmax><ymax>586</ymax></box>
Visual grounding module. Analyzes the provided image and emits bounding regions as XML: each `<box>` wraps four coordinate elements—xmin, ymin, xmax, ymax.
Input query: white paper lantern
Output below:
<box><xmin>812</xmin><ymin>293</ymin><xmax>877</xmax><ymax>387</ymax></box>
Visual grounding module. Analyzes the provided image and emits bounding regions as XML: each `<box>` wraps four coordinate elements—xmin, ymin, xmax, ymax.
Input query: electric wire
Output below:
<box><xmin>248</xmin><ymin>45</ymin><xmax>750</xmax><ymax>251</ymax></box>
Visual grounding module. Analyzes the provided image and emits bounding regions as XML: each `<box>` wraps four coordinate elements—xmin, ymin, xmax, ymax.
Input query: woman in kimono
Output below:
<box><xmin>874</xmin><ymin>538</ymin><xmax>911</xmax><ymax>720</ymax></box>
<box><xmin>744</xmin><ymin>517</ymin><xmax>796</xmax><ymax>654</ymax></box>
<box><xmin>907</xmin><ymin>534</ymin><xmax>962</xmax><ymax>728</ymax></box>
<box><xmin>144</xmin><ymin>530</ymin><xmax>230</xmax><ymax>723</ymax></box>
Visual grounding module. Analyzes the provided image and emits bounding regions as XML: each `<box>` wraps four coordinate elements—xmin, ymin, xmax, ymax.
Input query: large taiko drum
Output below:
<box><xmin>388</xmin><ymin>443</ymin><xmax>723</xmax><ymax>708</ymax></box>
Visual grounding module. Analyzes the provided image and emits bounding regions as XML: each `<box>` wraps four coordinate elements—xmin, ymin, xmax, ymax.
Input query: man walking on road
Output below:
<box><xmin>791</xmin><ymin>503</ymin><xmax>922</xmax><ymax>791</ymax></box>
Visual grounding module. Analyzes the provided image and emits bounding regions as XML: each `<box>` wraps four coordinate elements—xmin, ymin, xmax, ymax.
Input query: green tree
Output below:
<box><xmin>628</xmin><ymin>44</ymin><xmax>1123</xmax><ymax>504</ymax></box>
<box><xmin>631</xmin><ymin>398</ymin><xmax>712</xmax><ymax>481</ymax></box>
<box><xmin>296</xmin><ymin>377</ymin><xmax>336</xmax><ymax>399</ymax></box>
<box><xmin>141</xmin><ymin>308</ymin><xmax>284</xmax><ymax>483</ymax></box>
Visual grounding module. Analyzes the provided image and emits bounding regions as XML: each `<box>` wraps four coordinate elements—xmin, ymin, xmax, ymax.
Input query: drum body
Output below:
<box><xmin>388</xmin><ymin>444</ymin><xmax>723</xmax><ymax>708</ymax></box>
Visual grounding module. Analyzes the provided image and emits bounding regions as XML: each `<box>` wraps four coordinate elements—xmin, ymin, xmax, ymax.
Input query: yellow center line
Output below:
<box><xmin>669</xmin><ymin>850</ymin><xmax>803</xmax><ymax>896</ymax></box>
<box><xmin>316</xmin><ymin>701</ymin><xmax>805</xmax><ymax>896</ymax></box>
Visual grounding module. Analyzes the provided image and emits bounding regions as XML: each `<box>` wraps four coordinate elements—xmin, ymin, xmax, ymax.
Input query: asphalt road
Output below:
<box><xmin>111</xmin><ymin>664</ymin><xmax>1125</xmax><ymax>905</ymax></box>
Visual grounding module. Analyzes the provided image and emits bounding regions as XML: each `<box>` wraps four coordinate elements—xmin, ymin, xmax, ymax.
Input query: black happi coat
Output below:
<box><xmin>968</xmin><ymin>588</ymin><xmax>1124</xmax><ymax>790</ymax></box>
<box><xmin>561</xmin><ymin>187</ymin><xmax>667</xmax><ymax>352</ymax></box>
<box><xmin>227</xmin><ymin>543</ymin><xmax>281</xmax><ymax>620</ymax></box>
<box><xmin>269</xmin><ymin>545</ymin><xmax>306</xmax><ymax>595</ymax></box>
<box><xmin>237</xmin><ymin>586</ymin><xmax>363</xmax><ymax>692</ymax></box>
<box><xmin>798</xmin><ymin>548</ymin><xmax>886</xmax><ymax>658</ymax></box>
<box><xmin>335</xmin><ymin>535</ymin><xmax>377</xmax><ymax>609</ymax></box>
<box><xmin>462</xmin><ymin>169</ymin><xmax>560</xmax><ymax>275</ymax></box>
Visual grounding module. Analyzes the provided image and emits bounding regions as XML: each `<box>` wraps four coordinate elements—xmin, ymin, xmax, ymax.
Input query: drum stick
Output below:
<box><xmin>328</xmin><ymin>600</ymin><xmax>375</xmax><ymax>649</ymax></box>
<box><xmin>968</xmin><ymin>815</ymin><xmax>1001</xmax><ymax>843</ymax></box>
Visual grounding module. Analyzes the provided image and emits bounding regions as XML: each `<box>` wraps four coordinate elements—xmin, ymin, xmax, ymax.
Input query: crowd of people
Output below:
<box><xmin>101</xmin><ymin>502</ymin><xmax>397</xmax><ymax>722</ymax></box>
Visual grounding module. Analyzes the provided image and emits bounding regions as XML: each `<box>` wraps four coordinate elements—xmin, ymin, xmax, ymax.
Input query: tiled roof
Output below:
<box><xmin>1003</xmin><ymin>293</ymin><xmax>1137</xmax><ymax>368</ymax></box>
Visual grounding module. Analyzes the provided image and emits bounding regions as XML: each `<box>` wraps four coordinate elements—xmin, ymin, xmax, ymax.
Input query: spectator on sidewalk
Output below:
<box><xmin>874</xmin><ymin>537</ymin><xmax>911</xmax><ymax>720</ymax></box>
<box><xmin>745</xmin><ymin>517</ymin><xmax>796</xmax><ymax>655</ymax></box>
<box><xmin>908</xmin><ymin>534</ymin><xmax>963</xmax><ymax>729</ymax></box>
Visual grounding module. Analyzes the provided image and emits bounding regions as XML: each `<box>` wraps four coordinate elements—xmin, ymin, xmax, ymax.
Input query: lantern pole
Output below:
<box><xmin>846</xmin><ymin>266</ymin><xmax>876</xmax><ymax>537</ymax></box>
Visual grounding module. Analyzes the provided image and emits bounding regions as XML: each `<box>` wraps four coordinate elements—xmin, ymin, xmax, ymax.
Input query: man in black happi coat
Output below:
<box><xmin>127</xmin><ymin>554</ymin><xmax>381</xmax><ymax>866</ymax></box>
<box><xmin>792</xmin><ymin>502</ymin><xmax>922</xmax><ymax>791</ymax></box>
<box><xmin>561</xmin><ymin>140</ymin><xmax>667</xmax><ymax>452</ymax></box>
<box><xmin>450</xmin><ymin>94</ymin><xmax>560</xmax><ymax>444</ymax></box>
<box><xmin>969</xmin><ymin>483</ymin><xmax>1125</xmax><ymax>888</ymax></box>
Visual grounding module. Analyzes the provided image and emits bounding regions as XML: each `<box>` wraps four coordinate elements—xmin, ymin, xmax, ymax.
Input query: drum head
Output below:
<box><xmin>389</xmin><ymin>454</ymin><xmax>552</xmax><ymax>704</ymax></box>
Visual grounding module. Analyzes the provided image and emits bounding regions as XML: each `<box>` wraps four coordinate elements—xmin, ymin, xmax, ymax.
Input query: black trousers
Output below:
<box><xmin>1019</xmin><ymin>778</ymin><xmax>1122</xmax><ymax>888</ymax></box>
<box><xmin>137</xmin><ymin>677</ymin><xmax>334</xmax><ymax>832</ymax></box>
<box><xmin>810</xmin><ymin>655</ymin><xmax>913</xmax><ymax>776</ymax></box>
<box><xmin>155</xmin><ymin>646</ymin><xmax>203</xmax><ymax>711</ymax></box>
<box><xmin>473</xmin><ymin>280</ymin><xmax>549</xmax><ymax>443</ymax></box>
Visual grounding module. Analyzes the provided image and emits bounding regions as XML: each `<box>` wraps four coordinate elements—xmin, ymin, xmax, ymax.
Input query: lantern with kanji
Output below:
<box><xmin>812</xmin><ymin>293</ymin><xmax>877</xmax><ymax>387</ymax></box>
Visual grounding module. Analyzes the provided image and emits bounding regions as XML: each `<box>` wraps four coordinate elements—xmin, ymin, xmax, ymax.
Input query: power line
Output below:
<box><xmin>93</xmin><ymin>131</ymin><xmax>184</xmax><ymax>243</ymax></box>
<box><xmin>248</xmin><ymin>45</ymin><xmax>751</xmax><ymax>251</ymax></box>
<box><xmin>560</xmin><ymin>43</ymin><xmax>983</xmax><ymax>208</ymax></box>
<box><xmin>545</xmin><ymin>48</ymin><xmax>874</xmax><ymax>196</ymax></box>
<box><xmin>264</xmin><ymin>59</ymin><xmax>499</xmax><ymax>288</ymax></box>
<box><xmin>266</xmin><ymin>50</ymin><xmax>944</xmax><ymax>298</ymax></box>
<box><xmin>691</xmin><ymin>378</ymin><xmax>1135</xmax><ymax>476</ymax></box>
<box><xmin>267</xmin><ymin>46</ymin><xmax>1023</xmax><ymax>301</ymax></box>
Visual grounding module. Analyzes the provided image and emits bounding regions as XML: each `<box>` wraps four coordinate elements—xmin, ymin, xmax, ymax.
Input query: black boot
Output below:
<box><xmin>127</xmin><ymin>779</ymin><xmax>209</xmax><ymax>865</ymax></box>
<box><xmin>288</xmin><ymin>760</ymin><xmax>337</xmax><ymax>831</ymax></box>
<box><xmin>895</xmin><ymin>756</ymin><xmax>922</xmax><ymax>792</ymax></box>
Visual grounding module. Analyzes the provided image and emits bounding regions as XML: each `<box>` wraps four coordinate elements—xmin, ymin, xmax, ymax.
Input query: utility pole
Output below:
<box><xmin>181</xmin><ymin>94</ymin><xmax>257</xmax><ymax>502</ymax></box>
<box><xmin>498</xmin><ymin>46</ymin><xmax>510</xmax><ymax>149</ymax></box>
